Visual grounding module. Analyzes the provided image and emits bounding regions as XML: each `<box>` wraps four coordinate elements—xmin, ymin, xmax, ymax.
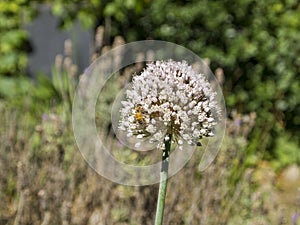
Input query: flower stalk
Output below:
<box><xmin>155</xmin><ymin>133</ymin><xmax>172</xmax><ymax>225</ymax></box>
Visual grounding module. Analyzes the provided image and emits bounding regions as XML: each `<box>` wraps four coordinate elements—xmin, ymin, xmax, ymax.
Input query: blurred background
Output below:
<box><xmin>0</xmin><ymin>0</ymin><xmax>299</xmax><ymax>224</ymax></box>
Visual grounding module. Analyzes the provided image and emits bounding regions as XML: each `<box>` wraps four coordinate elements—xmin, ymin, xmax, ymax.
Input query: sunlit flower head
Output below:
<box><xmin>118</xmin><ymin>60</ymin><xmax>221</xmax><ymax>150</ymax></box>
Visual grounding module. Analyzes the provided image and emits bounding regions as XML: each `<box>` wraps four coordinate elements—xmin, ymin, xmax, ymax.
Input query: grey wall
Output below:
<box><xmin>26</xmin><ymin>5</ymin><xmax>92</xmax><ymax>77</ymax></box>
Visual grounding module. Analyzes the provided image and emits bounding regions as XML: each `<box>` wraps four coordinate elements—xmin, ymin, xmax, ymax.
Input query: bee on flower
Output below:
<box><xmin>118</xmin><ymin>60</ymin><xmax>221</xmax><ymax>150</ymax></box>
<box><xmin>134</xmin><ymin>105</ymin><xmax>145</xmax><ymax>124</ymax></box>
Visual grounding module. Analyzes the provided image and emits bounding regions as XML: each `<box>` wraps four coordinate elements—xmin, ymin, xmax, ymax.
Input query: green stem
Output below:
<box><xmin>155</xmin><ymin>133</ymin><xmax>172</xmax><ymax>225</ymax></box>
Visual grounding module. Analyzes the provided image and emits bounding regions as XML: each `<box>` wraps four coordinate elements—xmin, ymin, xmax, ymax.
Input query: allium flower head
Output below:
<box><xmin>119</xmin><ymin>60</ymin><xmax>221</xmax><ymax>150</ymax></box>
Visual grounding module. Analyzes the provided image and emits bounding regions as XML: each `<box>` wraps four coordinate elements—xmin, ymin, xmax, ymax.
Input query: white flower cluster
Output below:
<box><xmin>119</xmin><ymin>60</ymin><xmax>221</xmax><ymax>149</ymax></box>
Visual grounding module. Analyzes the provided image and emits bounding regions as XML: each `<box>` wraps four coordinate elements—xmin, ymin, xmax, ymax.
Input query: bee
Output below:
<box><xmin>134</xmin><ymin>106</ymin><xmax>145</xmax><ymax>124</ymax></box>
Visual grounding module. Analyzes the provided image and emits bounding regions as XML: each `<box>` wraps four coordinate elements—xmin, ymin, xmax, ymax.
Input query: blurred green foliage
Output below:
<box><xmin>0</xmin><ymin>0</ymin><xmax>146</xmax><ymax>76</ymax></box>
<box><xmin>272</xmin><ymin>133</ymin><xmax>300</xmax><ymax>169</ymax></box>
<box><xmin>0</xmin><ymin>0</ymin><xmax>299</xmax><ymax>159</ymax></box>
<box><xmin>0</xmin><ymin>0</ymin><xmax>37</xmax><ymax>76</ymax></box>
<box><xmin>124</xmin><ymin>0</ymin><xmax>300</xmax><ymax>153</ymax></box>
<box><xmin>0</xmin><ymin>74</ymin><xmax>60</xmax><ymax>112</ymax></box>
<box><xmin>46</xmin><ymin>0</ymin><xmax>300</xmax><ymax>157</ymax></box>
<box><xmin>50</xmin><ymin>0</ymin><xmax>147</xmax><ymax>29</ymax></box>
